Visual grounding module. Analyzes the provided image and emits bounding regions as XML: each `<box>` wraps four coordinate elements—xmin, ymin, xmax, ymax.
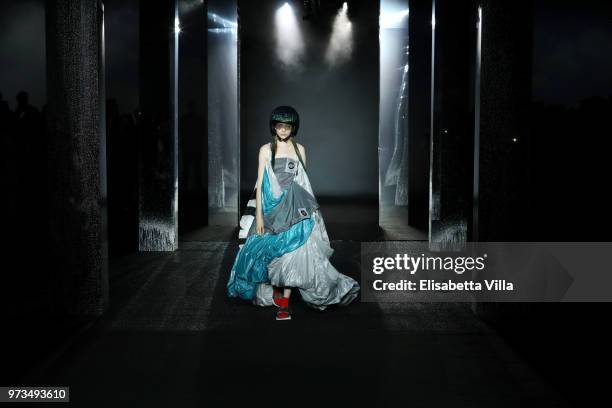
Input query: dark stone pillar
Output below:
<box><xmin>138</xmin><ymin>0</ymin><xmax>179</xmax><ymax>251</ymax></box>
<box><xmin>470</xmin><ymin>0</ymin><xmax>534</xmax><ymax>322</ymax></box>
<box><xmin>178</xmin><ymin>0</ymin><xmax>208</xmax><ymax>233</ymax></box>
<box><xmin>407</xmin><ymin>0</ymin><xmax>433</xmax><ymax>230</ymax></box>
<box><xmin>475</xmin><ymin>0</ymin><xmax>533</xmax><ymax>241</ymax></box>
<box><xmin>177</xmin><ymin>0</ymin><xmax>208</xmax><ymax>234</ymax></box>
<box><xmin>46</xmin><ymin>0</ymin><xmax>108</xmax><ymax>316</ymax></box>
<box><xmin>429</xmin><ymin>0</ymin><xmax>479</xmax><ymax>250</ymax></box>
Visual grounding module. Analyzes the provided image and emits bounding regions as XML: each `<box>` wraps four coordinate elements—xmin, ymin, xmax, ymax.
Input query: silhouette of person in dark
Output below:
<box><xmin>14</xmin><ymin>91</ymin><xmax>41</xmax><ymax>132</ymax></box>
<box><xmin>12</xmin><ymin>91</ymin><xmax>43</xmax><ymax>239</ymax></box>
<box><xmin>14</xmin><ymin>91</ymin><xmax>42</xmax><ymax>166</ymax></box>
<box><xmin>0</xmin><ymin>92</ymin><xmax>17</xmax><ymax>221</ymax></box>
<box><xmin>0</xmin><ymin>91</ymin><xmax>14</xmax><ymax>144</ymax></box>
<box><xmin>0</xmin><ymin>92</ymin><xmax>11</xmax><ymax>123</ymax></box>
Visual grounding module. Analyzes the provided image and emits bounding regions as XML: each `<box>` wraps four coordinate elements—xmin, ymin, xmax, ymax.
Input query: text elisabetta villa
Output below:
<box><xmin>370</xmin><ymin>254</ymin><xmax>514</xmax><ymax>292</ymax></box>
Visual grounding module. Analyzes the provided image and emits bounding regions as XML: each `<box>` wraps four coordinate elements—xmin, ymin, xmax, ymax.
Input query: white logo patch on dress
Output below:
<box><xmin>297</xmin><ymin>207</ymin><xmax>309</xmax><ymax>218</ymax></box>
<box><xmin>284</xmin><ymin>159</ymin><xmax>298</xmax><ymax>174</ymax></box>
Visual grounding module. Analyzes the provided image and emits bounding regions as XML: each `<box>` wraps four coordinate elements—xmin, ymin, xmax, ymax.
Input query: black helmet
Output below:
<box><xmin>269</xmin><ymin>105</ymin><xmax>300</xmax><ymax>136</ymax></box>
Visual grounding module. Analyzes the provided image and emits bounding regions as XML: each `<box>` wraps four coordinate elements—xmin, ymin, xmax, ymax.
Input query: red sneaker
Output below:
<box><xmin>273</xmin><ymin>288</ymin><xmax>283</xmax><ymax>308</ymax></box>
<box><xmin>275</xmin><ymin>297</ymin><xmax>291</xmax><ymax>320</ymax></box>
<box><xmin>276</xmin><ymin>306</ymin><xmax>291</xmax><ymax>321</ymax></box>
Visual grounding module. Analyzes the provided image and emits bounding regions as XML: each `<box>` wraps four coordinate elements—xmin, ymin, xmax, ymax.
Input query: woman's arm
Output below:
<box><xmin>297</xmin><ymin>143</ymin><xmax>306</xmax><ymax>167</ymax></box>
<box><xmin>255</xmin><ymin>145</ymin><xmax>268</xmax><ymax>235</ymax></box>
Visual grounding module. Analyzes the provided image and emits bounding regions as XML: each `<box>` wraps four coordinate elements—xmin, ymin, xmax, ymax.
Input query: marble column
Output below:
<box><xmin>138</xmin><ymin>0</ymin><xmax>179</xmax><ymax>251</ymax></box>
<box><xmin>46</xmin><ymin>0</ymin><xmax>108</xmax><ymax>316</ymax></box>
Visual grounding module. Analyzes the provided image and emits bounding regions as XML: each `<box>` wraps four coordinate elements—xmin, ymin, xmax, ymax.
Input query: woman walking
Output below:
<box><xmin>227</xmin><ymin>106</ymin><xmax>360</xmax><ymax>320</ymax></box>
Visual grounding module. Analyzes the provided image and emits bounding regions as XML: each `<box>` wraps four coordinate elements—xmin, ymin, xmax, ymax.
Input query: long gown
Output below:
<box><xmin>226</xmin><ymin>144</ymin><xmax>360</xmax><ymax>310</ymax></box>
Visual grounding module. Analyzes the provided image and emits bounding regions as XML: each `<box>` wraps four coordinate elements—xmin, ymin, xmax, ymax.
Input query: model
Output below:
<box><xmin>226</xmin><ymin>105</ymin><xmax>360</xmax><ymax>320</ymax></box>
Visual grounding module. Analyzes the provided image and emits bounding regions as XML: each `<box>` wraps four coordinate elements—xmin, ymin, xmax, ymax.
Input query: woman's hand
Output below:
<box><xmin>256</xmin><ymin>212</ymin><xmax>264</xmax><ymax>235</ymax></box>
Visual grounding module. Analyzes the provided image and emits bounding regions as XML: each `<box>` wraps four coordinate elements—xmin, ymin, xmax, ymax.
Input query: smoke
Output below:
<box><xmin>325</xmin><ymin>3</ymin><xmax>353</xmax><ymax>67</ymax></box>
<box><xmin>275</xmin><ymin>3</ymin><xmax>305</xmax><ymax>70</ymax></box>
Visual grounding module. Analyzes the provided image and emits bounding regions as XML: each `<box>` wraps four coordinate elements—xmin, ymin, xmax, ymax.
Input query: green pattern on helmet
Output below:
<box><xmin>271</xmin><ymin>112</ymin><xmax>298</xmax><ymax>123</ymax></box>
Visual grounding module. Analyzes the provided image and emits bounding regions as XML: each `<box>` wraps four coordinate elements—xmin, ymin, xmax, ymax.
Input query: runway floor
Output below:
<box><xmin>15</xmin><ymin>240</ymin><xmax>573</xmax><ymax>408</ymax></box>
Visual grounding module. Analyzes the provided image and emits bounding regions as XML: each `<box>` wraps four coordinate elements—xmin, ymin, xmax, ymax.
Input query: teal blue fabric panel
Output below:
<box><xmin>261</xmin><ymin>167</ymin><xmax>284</xmax><ymax>213</ymax></box>
<box><xmin>227</xmin><ymin>168</ymin><xmax>314</xmax><ymax>300</ymax></box>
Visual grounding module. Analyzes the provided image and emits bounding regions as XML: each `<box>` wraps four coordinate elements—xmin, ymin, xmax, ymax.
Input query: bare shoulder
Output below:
<box><xmin>296</xmin><ymin>142</ymin><xmax>306</xmax><ymax>154</ymax></box>
<box><xmin>259</xmin><ymin>143</ymin><xmax>271</xmax><ymax>159</ymax></box>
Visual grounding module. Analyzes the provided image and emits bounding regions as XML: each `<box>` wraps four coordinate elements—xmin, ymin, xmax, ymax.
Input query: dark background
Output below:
<box><xmin>3</xmin><ymin>0</ymin><xmax>611</xmax><ymax>111</ymax></box>
<box><xmin>239</xmin><ymin>0</ymin><xmax>379</xmax><ymax>200</ymax></box>
<box><xmin>2</xmin><ymin>0</ymin><xmax>611</xmax><ymax>240</ymax></box>
<box><xmin>1</xmin><ymin>1</ymin><xmax>612</xmax><ymax>406</ymax></box>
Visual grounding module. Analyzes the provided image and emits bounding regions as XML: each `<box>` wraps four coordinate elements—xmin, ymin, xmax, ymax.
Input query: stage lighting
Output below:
<box><xmin>279</xmin><ymin>2</ymin><xmax>292</xmax><ymax>19</ymax></box>
<box><xmin>380</xmin><ymin>8</ymin><xmax>409</xmax><ymax>29</ymax></box>
<box><xmin>174</xmin><ymin>16</ymin><xmax>181</xmax><ymax>34</ymax></box>
<box><xmin>325</xmin><ymin>2</ymin><xmax>353</xmax><ymax>67</ymax></box>
<box><xmin>207</xmin><ymin>11</ymin><xmax>238</xmax><ymax>40</ymax></box>
<box><xmin>208</xmin><ymin>12</ymin><xmax>237</xmax><ymax>29</ymax></box>
<box><xmin>275</xmin><ymin>2</ymin><xmax>305</xmax><ymax>68</ymax></box>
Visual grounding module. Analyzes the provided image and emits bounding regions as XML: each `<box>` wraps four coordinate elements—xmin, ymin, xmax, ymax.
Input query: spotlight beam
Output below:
<box><xmin>275</xmin><ymin>2</ymin><xmax>305</xmax><ymax>68</ymax></box>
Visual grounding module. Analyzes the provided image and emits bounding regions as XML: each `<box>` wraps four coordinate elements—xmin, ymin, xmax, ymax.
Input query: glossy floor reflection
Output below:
<box><xmin>17</xmin><ymin>241</ymin><xmax>570</xmax><ymax>407</ymax></box>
